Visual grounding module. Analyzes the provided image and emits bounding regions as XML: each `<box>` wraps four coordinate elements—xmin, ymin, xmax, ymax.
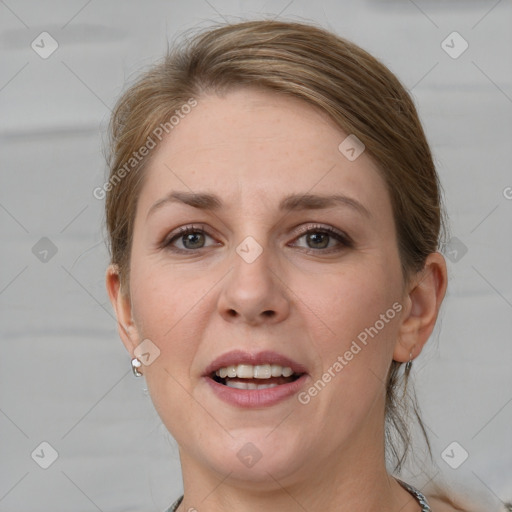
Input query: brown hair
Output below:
<box><xmin>105</xmin><ymin>18</ymin><xmax>448</xmax><ymax>484</ymax></box>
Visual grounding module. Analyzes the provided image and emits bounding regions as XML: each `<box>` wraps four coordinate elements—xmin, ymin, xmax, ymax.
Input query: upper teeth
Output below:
<box><xmin>215</xmin><ymin>364</ymin><xmax>294</xmax><ymax>379</ymax></box>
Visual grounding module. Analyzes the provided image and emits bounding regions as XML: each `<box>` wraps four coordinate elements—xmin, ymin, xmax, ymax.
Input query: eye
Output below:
<box><xmin>161</xmin><ymin>223</ymin><xmax>352</xmax><ymax>254</ymax></box>
<box><xmin>163</xmin><ymin>225</ymin><xmax>218</xmax><ymax>252</ymax></box>
<box><xmin>291</xmin><ymin>224</ymin><xmax>352</xmax><ymax>253</ymax></box>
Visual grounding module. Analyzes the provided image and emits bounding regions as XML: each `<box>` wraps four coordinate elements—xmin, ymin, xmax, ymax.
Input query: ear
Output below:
<box><xmin>105</xmin><ymin>264</ymin><xmax>140</xmax><ymax>356</ymax></box>
<box><xmin>393</xmin><ymin>252</ymin><xmax>448</xmax><ymax>363</ymax></box>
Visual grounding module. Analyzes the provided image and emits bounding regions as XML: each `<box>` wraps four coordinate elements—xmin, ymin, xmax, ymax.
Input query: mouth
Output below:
<box><xmin>211</xmin><ymin>363</ymin><xmax>303</xmax><ymax>390</ymax></box>
<box><xmin>203</xmin><ymin>350</ymin><xmax>309</xmax><ymax>408</ymax></box>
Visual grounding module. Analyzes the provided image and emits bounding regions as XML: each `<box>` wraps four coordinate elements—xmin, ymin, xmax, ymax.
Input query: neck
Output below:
<box><xmin>177</xmin><ymin>467</ymin><xmax>416</xmax><ymax>512</ymax></box>
<box><xmin>176</xmin><ymin>420</ymin><xmax>420</xmax><ymax>512</ymax></box>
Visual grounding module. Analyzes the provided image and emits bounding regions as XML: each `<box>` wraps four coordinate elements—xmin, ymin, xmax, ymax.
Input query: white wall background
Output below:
<box><xmin>1</xmin><ymin>1</ymin><xmax>511</xmax><ymax>511</ymax></box>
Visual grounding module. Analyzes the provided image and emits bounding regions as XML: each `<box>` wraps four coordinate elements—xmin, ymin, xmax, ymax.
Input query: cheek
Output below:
<box><xmin>128</xmin><ymin>261</ymin><xmax>214</xmax><ymax>438</ymax></box>
<box><xmin>296</xmin><ymin>258</ymin><xmax>401</xmax><ymax>393</ymax></box>
<box><xmin>302</xmin><ymin>261</ymin><xmax>399</xmax><ymax>337</ymax></box>
<box><xmin>128</xmin><ymin>255</ymin><xmax>207</xmax><ymax>373</ymax></box>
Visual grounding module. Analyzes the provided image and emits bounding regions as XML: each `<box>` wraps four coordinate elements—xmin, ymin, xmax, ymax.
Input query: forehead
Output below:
<box><xmin>136</xmin><ymin>87</ymin><xmax>391</xmax><ymax>221</ymax></box>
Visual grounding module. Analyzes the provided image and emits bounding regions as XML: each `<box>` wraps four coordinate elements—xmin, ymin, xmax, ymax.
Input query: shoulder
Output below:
<box><xmin>427</xmin><ymin>496</ymin><xmax>465</xmax><ymax>512</ymax></box>
<box><xmin>426</xmin><ymin>494</ymin><xmax>504</xmax><ymax>512</ymax></box>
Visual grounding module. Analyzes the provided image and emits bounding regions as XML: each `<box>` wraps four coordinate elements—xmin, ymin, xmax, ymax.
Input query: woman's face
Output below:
<box><xmin>117</xmin><ymin>87</ymin><xmax>410</xmax><ymax>483</ymax></box>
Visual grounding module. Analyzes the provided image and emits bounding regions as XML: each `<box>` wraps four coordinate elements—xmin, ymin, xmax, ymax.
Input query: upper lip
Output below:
<box><xmin>203</xmin><ymin>350</ymin><xmax>308</xmax><ymax>377</ymax></box>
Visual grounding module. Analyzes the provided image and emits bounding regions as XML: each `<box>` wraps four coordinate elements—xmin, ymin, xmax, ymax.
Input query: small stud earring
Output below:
<box><xmin>131</xmin><ymin>357</ymin><xmax>142</xmax><ymax>377</ymax></box>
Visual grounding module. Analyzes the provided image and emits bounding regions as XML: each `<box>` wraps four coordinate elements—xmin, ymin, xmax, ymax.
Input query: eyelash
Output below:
<box><xmin>162</xmin><ymin>223</ymin><xmax>353</xmax><ymax>255</ymax></box>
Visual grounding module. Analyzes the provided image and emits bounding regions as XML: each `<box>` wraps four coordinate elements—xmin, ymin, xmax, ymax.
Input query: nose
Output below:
<box><xmin>217</xmin><ymin>243</ymin><xmax>291</xmax><ymax>326</ymax></box>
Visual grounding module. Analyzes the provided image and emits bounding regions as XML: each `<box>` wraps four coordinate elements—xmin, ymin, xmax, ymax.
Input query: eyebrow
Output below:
<box><xmin>147</xmin><ymin>191</ymin><xmax>371</xmax><ymax>219</ymax></box>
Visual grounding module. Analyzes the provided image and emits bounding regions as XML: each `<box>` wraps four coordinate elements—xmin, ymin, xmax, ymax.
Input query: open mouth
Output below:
<box><xmin>211</xmin><ymin>363</ymin><xmax>303</xmax><ymax>390</ymax></box>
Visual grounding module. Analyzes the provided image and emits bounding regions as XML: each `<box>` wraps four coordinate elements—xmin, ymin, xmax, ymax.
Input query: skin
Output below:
<box><xmin>107</xmin><ymin>87</ymin><xmax>448</xmax><ymax>512</ymax></box>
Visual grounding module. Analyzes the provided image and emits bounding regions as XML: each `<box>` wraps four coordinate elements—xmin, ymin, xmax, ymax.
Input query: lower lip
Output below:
<box><xmin>204</xmin><ymin>375</ymin><xmax>309</xmax><ymax>408</ymax></box>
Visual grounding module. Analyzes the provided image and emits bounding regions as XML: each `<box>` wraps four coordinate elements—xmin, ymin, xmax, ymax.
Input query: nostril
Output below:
<box><xmin>225</xmin><ymin>309</ymin><xmax>275</xmax><ymax>319</ymax></box>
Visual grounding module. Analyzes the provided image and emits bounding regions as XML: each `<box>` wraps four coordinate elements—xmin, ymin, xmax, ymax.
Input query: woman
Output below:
<box><xmin>104</xmin><ymin>19</ymin><xmax>485</xmax><ymax>511</ymax></box>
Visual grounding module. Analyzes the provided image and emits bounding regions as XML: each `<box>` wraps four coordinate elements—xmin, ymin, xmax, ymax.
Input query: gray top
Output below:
<box><xmin>163</xmin><ymin>479</ymin><xmax>431</xmax><ymax>511</ymax></box>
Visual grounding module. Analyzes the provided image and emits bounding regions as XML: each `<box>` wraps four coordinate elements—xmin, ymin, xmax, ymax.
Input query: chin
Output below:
<box><xmin>197</xmin><ymin>430</ymin><xmax>313</xmax><ymax>487</ymax></box>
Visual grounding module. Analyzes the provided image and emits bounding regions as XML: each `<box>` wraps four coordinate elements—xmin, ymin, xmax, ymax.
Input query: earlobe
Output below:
<box><xmin>105</xmin><ymin>264</ymin><xmax>139</xmax><ymax>355</ymax></box>
<box><xmin>393</xmin><ymin>252</ymin><xmax>448</xmax><ymax>363</ymax></box>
